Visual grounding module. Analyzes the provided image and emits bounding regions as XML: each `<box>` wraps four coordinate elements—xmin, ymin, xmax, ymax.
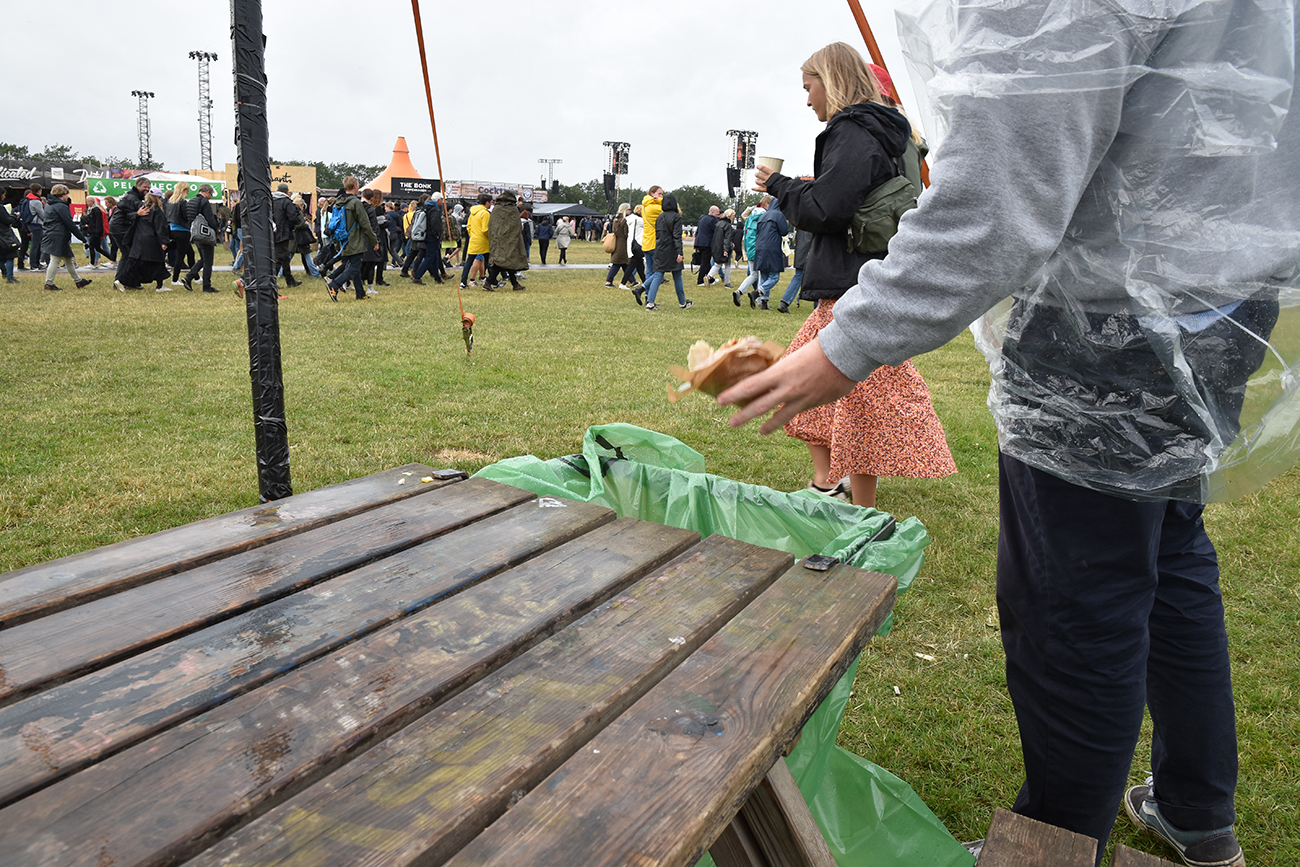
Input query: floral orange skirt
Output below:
<box><xmin>785</xmin><ymin>299</ymin><xmax>957</xmax><ymax>481</ymax></box>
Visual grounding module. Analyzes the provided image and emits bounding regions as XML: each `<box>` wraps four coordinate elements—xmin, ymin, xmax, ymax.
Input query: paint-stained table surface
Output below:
<box><xmin>0</xmin><ymin>465</ymin><xmax>896</xmax><ymax>867</ymax></box>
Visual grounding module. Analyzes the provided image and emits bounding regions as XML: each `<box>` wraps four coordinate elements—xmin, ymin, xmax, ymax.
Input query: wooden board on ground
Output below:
<box><xmin>1111</xmin><ymin>844</ymin><xmax>1179</xmax><ymax>866</ymax></box>
<box><xmin>977</xmin><ymin>808</ymin><xmax>1096</xmax><ymax>867</ymax></box>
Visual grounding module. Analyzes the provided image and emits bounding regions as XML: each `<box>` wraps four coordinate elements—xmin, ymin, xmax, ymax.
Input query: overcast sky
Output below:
<box><xmin>7</xmin><ymin>0</ymin><xmax>923</xmax><ymax>195</ymax></box>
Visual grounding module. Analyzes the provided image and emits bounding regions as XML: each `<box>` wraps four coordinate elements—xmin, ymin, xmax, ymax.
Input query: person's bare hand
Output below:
<box><xmin>137</xmin><ymin>206</ymin><xmax>149</xmax><ymax>216</ymax></box>
<box><xmin>753</xmin><ymin>165</ymin><xmax>773</xmax><ymax>192</ymax></box>
<box><xmin>717</xmin><ymin>336</ymin><xmax>857</xmax><ymax>435</ymax></box>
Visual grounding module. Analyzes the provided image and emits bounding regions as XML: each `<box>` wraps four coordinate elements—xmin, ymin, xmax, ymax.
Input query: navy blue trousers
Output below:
<box><xmin>997</xmin><ymin>453</ymin><xmax>1237</xmax><ymax>858</ymax></box>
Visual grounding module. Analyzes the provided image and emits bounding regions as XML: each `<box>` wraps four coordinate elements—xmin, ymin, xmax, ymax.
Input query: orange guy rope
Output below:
<box><xmin>411</xmin><ymin>0</ymin><xmax>473</xmax><ymax>351</ymax></box>
<box><xmin>844</xmin><ymin>0</ymin><xmax>930</xmax><ymax>187</ymax></box>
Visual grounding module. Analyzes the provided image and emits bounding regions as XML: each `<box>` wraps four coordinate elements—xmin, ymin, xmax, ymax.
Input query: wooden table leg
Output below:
<box><xmin>711</xmin><ymin>758</ymin><xmax>838</xmax><ymax>867</ymax></box>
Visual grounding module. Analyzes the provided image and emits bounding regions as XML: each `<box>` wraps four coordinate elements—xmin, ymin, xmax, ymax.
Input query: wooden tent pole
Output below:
<box><xmin>845</xmin><ymin>0</ymin><xmax>930</xmax><ymax>186</ymax></box>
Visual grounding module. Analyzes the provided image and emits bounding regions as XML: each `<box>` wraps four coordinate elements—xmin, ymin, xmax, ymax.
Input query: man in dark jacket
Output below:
<box><xmin>181</xmin><ymin>185</ymin><xmax>220</xmax><ymax>292</ymax></box>
<box><xmin>412</xmin><ymin>193</ymin><xmax>446</xmax><ymax>284</ymax></box>
<box><xmin>271</xmin><ymin>183</ymin><xmax>304</xmax><ymax>287</ymax></box>
<box><xmin>324</xmin><ymin>176</ymin><xmax>377</xmax><ymax>302</ymax></box>
<box><xmin>693</xmin><ymin>206</ymin><xmax>719</xmax><ymax>285</ymax></box>
<box><xmin>750</xmin><ymin>198</ymin><xmax>789</xmax><ymax>310</ymax></box>
<box><xmin>39</xmin><ymin>184</ymin><xmax>92</xmax><ymax>291</ymax></box>
<box><xmin>110</xmin><ymin>178</ymin><xmax>151</xmax><ymax>249</ymax></box>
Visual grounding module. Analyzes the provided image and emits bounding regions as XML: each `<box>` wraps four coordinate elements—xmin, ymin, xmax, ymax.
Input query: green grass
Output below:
<box><xmin>3</xmin><ymin>240</ymin><xmax>1298</xmax><ymax>864</ymax></box>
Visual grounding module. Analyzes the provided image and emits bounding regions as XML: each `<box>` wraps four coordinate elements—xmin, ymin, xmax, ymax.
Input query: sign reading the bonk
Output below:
<box><xmin>392</xmin><ymin>177</ymin><xmax>438</xmax><ymax>198</ymax></box>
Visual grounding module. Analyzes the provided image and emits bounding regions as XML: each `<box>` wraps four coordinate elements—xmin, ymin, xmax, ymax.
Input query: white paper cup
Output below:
<box><xmin>756</xmin><ymin>156</ymin><xmax>784</xmax><ymax>175</ymax></box>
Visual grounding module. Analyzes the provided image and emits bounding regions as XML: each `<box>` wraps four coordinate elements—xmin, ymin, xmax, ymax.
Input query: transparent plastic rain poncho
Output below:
<box><xmin>895</xmin><ymin>0</ymin><xmax>1300</xmax><ymax>502</ymax></box>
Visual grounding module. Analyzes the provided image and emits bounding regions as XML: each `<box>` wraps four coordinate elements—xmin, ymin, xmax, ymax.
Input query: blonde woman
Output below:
<box><xmin>755</xmin><ymin>41</ymin><xmax>955</xmax><ymax>508</ymax></box>
<box><xmin>166</xmin><ymin>182</ymin><xmax>194</xmax><ymax>285</ymax></box>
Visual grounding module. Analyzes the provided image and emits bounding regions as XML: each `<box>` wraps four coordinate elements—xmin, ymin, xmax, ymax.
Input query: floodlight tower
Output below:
<box><xmin>726</xmin><ymin>129</ymin><xmax>758</xmax><ymax>209</ymax></box>
<box><xmin>131</xmin><ymin>90</ymin><xmax>156</xmax><ymax>166</ymax></box>
<box><xmin>189</xmin><ymin>51</ymin><xmax>218</xmax><ymax>170</ymax></box>
<box><xmin>538</xmin><ymin>157</ymin><xmax>562</xmax><ymax>193</ymax></box>
<box><xmin>602</xmin><ymin>140</ymin><xmax>629</xmax><ymax>206</ymax></box>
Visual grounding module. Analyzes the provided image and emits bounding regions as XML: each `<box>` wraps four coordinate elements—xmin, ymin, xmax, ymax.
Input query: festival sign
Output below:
<box><xmin>86</xmin><ymin>177</ymin><xmax>227</xmax><ymax>201</ymax></box>
<box><xmin>442</xmin><ymin>180</ymin><xmax>541</xmax><ymax>202</ymax></box>
<box><xmin>1</xmin><ymin>161</ymin><xmax>95</xmax><ymax>189</ymax></box>
<box><xmin>392</xmin><ymin>177</ymin><xmax>439</xmax><ymax>198</ymax></box>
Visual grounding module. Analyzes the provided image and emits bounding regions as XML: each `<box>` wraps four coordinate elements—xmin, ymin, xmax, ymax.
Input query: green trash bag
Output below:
<box><xmin>475</xmin><ymin>424</ymin><xmax>973</xmax><ymax>867</ymax></box>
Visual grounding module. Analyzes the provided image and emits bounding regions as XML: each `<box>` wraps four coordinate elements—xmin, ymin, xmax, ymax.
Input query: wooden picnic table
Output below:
<box><xmin>0</xmin><ymin>464</ymin><xmax>896</xmax><ymax>867</ymax></box>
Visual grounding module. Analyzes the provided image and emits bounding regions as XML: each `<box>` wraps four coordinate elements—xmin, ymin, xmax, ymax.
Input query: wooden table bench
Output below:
<box><xmin>0</xmin><ymin>464</ymin><xmax>897</xmax><ymax>867</ymax></box>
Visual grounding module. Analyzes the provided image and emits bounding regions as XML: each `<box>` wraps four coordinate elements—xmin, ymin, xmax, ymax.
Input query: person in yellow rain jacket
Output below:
<box><xmin>639</xmin><ymin>186</ymin><xmax>662</xmax><ymax>260</ymax></box>
<box><xmin>460</xmin><ymin>192</ymin><xmax>492</xmax><ymax>288</ymax></box>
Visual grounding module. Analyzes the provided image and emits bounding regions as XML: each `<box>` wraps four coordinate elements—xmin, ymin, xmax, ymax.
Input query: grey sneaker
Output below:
<box><xmin>1124</xmin><ymin>784</ymin><xmax>1244</xmax><ymax>867</ymax></box>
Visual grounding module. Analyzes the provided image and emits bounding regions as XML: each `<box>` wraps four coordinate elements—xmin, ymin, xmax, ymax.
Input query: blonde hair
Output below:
<box><xmin>50</xmin><ymin>184</ymin><xmax>69</xmax><ymax>197</ymax></box>
<box><xmin>168</xmin><ymin>182</ymin><xmax>190</xmax><ymax>203</ymax></box>
<box><xmin>146</xmin><ymin>193</ymin><xmax>165</xmax><ymax>210</ymax></box>
<box><xmin>800</xmin><ymin>42</ymin><xmax>882</xmax><ymax>120</ymax></box>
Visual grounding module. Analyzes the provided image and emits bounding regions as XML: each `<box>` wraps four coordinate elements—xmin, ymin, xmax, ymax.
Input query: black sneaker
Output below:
<box><xmin>759</xmin><ymin>299</ymin><xmax>769</xmax><ymax>310</ymax></box>
<box><xmin>1124</xmin><ymin>784</ymin><xmax>1244</xmax><ymax>867</ymax></box>
<box><xmin>679</xmin><ymin>300</ymin><xmax>693</xmax><ymax>309</ymax></box>
<box><xmin>325</xmin><ymin>282</ymin><xmax>338</xmax><ymax>302</ymax></box>
<box><xmin>632</xmin><ymin>287</ymin><xmax>645</xmax><ymax>306</ymax></box>
<box><xmin>748</xmin><ymin>289</ymin><xmax>758</xmax><ymax>309</ymax></box>
<box><xmin>777</xmin><ymin>301</ymin><xmax>789</xmax><ymax>313</ymax></box>
<box><xmin>732</xmin><ymin>288</ymin><xmax>742</xmax><ymax>307</ymax></box>
<box><xmin>644</xmin><ymin>302</ymin><xmax>658</xmax><ymax>311</ymax></box>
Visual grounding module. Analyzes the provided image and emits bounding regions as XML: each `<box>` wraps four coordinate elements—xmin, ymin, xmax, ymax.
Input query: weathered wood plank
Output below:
<box><xmin>728</xmin><ymin>758</ymin><xmax>837</xmax><ymax>867</ymax></box>
<box><xmin>0</xmin><ymin>477</ymin><xmax>533</xmax><ymax>707</ymax></box>
<box><xmin>712</xmin><ymin>814</ymin><xmax>771</xmax><ymax>867</ymax></box>
<box><xmin>1111</xmin><ymin>844</ymin><xmax>1179</xmax><ymax>866</ymax></box>
<box><xmin>181</xmin><ymin>535</ymin><xmax>792</xmax><ymax>867</ymax></box>
<box><xmin>0</xmin><ymin>518</ymin><xmax>698</xmax><ymax>867</ymax></box>
<box><xmin>443</xmin><ymin>562</ymin><xmax>897</xmax><ymax>867</ymax></box>
<box><xmin>0</xmin><ymin>496</ymin><xmax>615</xmax><ymax>807</ymax></box>
<box><xmin>977</xmin><ymin>808</ymin><xmax>1096</xmax><ymax>867</ymax></box>
<box><xmin>0</xmin><ymin>464</ymin><xmax>459</xmax><ymax>628</ymax></box>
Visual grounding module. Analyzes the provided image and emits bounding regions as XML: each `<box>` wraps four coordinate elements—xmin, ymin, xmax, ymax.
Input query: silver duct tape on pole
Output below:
<box><xmin>231</xmin><ymin>0</ymin><xmax>292</xmax><ymax>502</ymax></box>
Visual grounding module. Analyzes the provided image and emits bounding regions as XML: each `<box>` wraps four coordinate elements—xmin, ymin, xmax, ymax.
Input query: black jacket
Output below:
<box><xmin>111</xmin><ymin>186</ymin><xmax>147</xmax><ymax>244</ymax></box>
<box><xmin>764</xmin><ymin>101</ymin><xmax>910</xmax><ymax>300</ymax></box>
<box><xmin>40</xmin><ymin>198</ymin><xmax>84</xmax><ymax>259</ymax></box>
<box><xmin>185</xmin><ymin>194</ymin><xmax>219</xmax><ymax>233</ymax></box>
<box><xmin>422</xmin><ymin>201</ymin><xmax>444</xmax><ymax>244</ymax></box>
<box><xmin>271</xmin><ymin>193</ymin><xmax>302</xmax><ymax>244</ymax></box>
<box><xmin>653</xmin><ymin>194</ymin><xmax>684</xmax><ymax>273</ymax></box>
<box><xmin>362</xmin><ymin>202</ymin><xmax>381</xmax><ymax>262</ymax></box>
<box><xmin>0</xmin><ymin>206</ymin><xmax>17</xmax><ymax>255</ymax></box>
<box><xmin>129</xmin><ymin>207</ymin><xmax>170</xmax><ymax>263</ymax></box>
<box><xmin>165</xmin><ymin>198</ymin><xmax>189</xmax><ymax>228</ymax></box>
<box><xmin>711</xmin><ymin>216</ymin><xmax>734</xmax><ymax>262</ymax></box>
<box><xmin>694</xmin><ymin>213</ymin><xmax>717</xmax><ymax>249</ymax></box>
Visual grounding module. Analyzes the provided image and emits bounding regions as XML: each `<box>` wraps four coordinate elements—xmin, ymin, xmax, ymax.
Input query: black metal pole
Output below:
<box><xmin>231</xmin><ymin>0</ymin><xmax>291</xmax><ymax>501</ymax></box>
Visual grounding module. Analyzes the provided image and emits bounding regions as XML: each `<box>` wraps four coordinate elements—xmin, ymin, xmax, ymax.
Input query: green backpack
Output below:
<box><xmin>846</xmin><ymin>139</ymin><xmax>926</xmax><ymax>255</ymax></box>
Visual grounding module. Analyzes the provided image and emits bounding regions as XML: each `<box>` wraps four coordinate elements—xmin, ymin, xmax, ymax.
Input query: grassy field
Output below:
<box><xmin>3</xmin><ymin>239</ymin><xmax>1297</xmax><ymax>864</ymax></box>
